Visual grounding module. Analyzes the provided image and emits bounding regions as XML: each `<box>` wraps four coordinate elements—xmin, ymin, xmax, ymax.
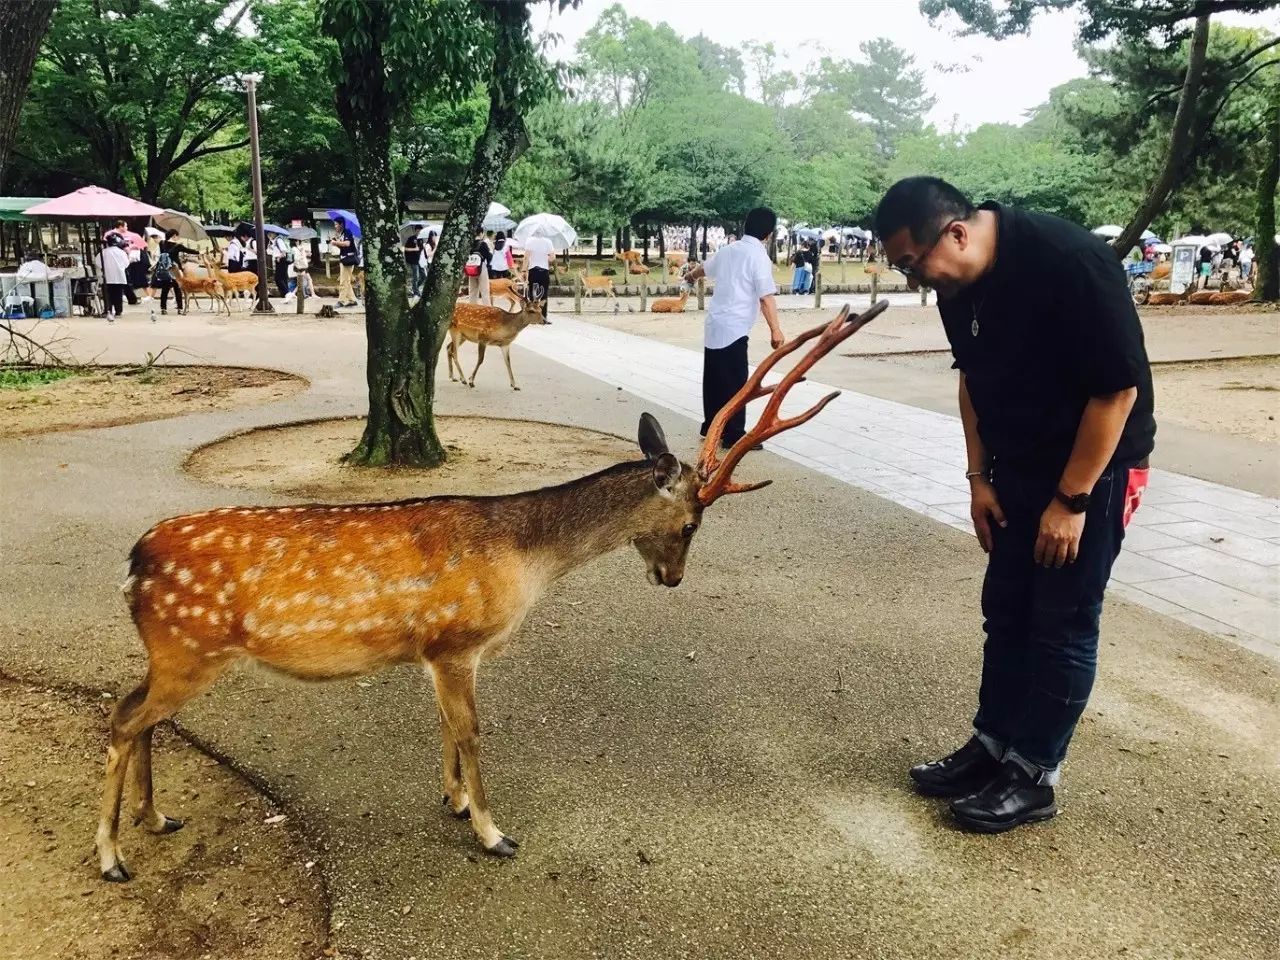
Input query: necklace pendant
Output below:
<box><xmin>970</xmin><ymin>316</ymin><xmax>979</xmax><ymax>337</ymax></box>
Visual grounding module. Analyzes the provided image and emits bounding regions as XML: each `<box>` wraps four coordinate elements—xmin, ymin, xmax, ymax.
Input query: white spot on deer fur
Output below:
<box><xmin>178</xmin><ymin>606</ymin><xmax>189</xmax><ymax>617</ymax></box>
<box><xmin>168</xmin><ymin>625</ymin><xmax>181</xmax><ymax>637</ymax></box>
<box><xmin>243</xmin><ymin>566</ymin><xmax>263</xmax><ymax>583</ymax></box>
<box><xmin>223</xmin><ymin>582</ymin><xmax>236</xmax><ymax>595</ymax></box>
<box><xmin>207</xmin><ymin>611</ymin><xmax>220</xmax><ymax>625</ymax></box>
<box><xmin>193</xmin><ymin>583</ymin><xmax>205</xmax><ymax>594</ymax></box>
<box><xmin>305</xmin><ymin>569</ymin><xmax>318</xmax><ymax>581</ymax></box>
<box><xmin>182</xmin><ymin>637</ymin><xmax>199</xmax><ymax>650</ymax></box>
<box><xmin>163</xmin><ymin>561</ymin><xmax>175</xmax><ymax>574</ymax></box>
<box><xmin>164</xmin><ymin>593</ymin><xmax>176</xmax><ymax>605</ymax></box>
<box><xmin>210</xmin><ymin>560</ymin><xmax>223</xmax><ymax>575</ymax></box>
<box><xmin>181</xmin><ymin>524</ymin><xmax>194</xmax><ymax>533</ymax></box>
<box><xmin>239</xmin><ymin>534</ymin><xmax>252</xmax><ymax>549</ymax></box>
<box><xmin>466</xmin><ymin>580</ymin><xmax>480</xmax><ymax>596</ymax></box>
<box><xmin>442</xmin><ymin>602</ymin><xmax>459</xmax><ymax>619</ymax></box>
<box><xmin>176</xmin><ymin>568</ymin><xmax>192</xmax><ymax>584</ymax></box>
<box><xmin>191</xmin><ymin>605</ymin><xmax>204</xmax><ymax>617</ymax></box>
<box><xmin>141</xmin><ymin>578</ymin><xmax>153</xmax><ymax>592</ymax></box>
<box><xmin>446</xmin><ymin>554</ymin><xmax>461</xmax><ymax>571</ymax></box>
<box><xmin>222</xmin><ymin>536</ymin><xmax>235</xmax><ymax>549</ymax></box>
<box><xmin>244</xmin><ymin>612</ymin><xmax>259</xmax><ymax>631</ymax></box>
<box><xmin>215</xmin><ymin>591</ymin><xmax>227</xmax><ymax>605</ymax></box>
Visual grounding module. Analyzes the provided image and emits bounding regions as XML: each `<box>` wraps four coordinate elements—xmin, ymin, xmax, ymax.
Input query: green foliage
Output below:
<box><xmin>0</xmin><ymin>367</ymin><xmax>75</xmax><ymax>389</ymax></box>
<box><xmin>808</xmin><ymin>39</ymin><xmax>936</xmax><ymax>157</ymax></box>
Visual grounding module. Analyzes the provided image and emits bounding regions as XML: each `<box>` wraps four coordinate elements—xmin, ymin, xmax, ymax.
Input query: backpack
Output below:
<box><xmin>464</xmin><ymin>253</ymin><xmax>483</xmax><ymax>277</ymax></box>
<box><xmin>156</xmin><ymin>250</ymin><xmax>173</xmax><ymax>272</ymax></box>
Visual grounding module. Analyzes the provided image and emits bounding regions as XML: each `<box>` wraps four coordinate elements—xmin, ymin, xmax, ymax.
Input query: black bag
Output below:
<box><xmin>339</xmin><ymin>240</ymin><xmax>360</xmax><ymax>267</ymax></box>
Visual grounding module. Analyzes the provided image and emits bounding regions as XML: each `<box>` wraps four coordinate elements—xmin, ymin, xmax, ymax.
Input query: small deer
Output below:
<box><xmin>204</xmin><ymin>253</ymin><xmax>259</xmax><ymax>308</ymax></box>
<box><xmin>446</xmin><ymin>285</ymin><xmax>549</xmax><ymax>391</ymax></box>
<box><xmin>651</xmin><ymin>288</ymin><xmax>690</xmax><ymax>313</ymax></box>
<box><xmin>577</xmin><ymin>270</ymin><xmax>616</xmax><ymax>299</ymax></box>
<box><xmin>627</xmin><ymin>261</ymin><xmax>650</xmax><ymax>275</ymax></box>
<box><xmin>93</xmin><ymin>301</ymin><xmax>888</xmax><ymax>882</ymax></box>
<box><xmin>168</xmin><ymin>260</ymin><xmax>229</xmax><ymax>317</ymax></box>
<box><xmin>488</xmin><ymin>275</ymin><xmax>527</xmax><ymax>310</ymax></box>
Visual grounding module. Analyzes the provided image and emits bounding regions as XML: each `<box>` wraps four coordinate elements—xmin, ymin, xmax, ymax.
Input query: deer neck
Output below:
<box><xmin>503</xmin><ymin>462</ymin><xmax>658</xmax><ymax>584</ymax></box>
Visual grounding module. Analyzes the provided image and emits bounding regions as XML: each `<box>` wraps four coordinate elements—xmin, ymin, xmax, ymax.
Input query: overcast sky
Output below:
<box><xmin>537</xmin><ymin>1</ymin><xmax>1280</xmax><ymax>130</ymax></box>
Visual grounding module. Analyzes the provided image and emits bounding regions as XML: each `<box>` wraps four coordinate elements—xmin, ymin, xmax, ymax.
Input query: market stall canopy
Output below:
<box><xmin>513</xmin><ymin>213</ymin><xmax>577</xmax><ymax>249</ymax></box>
<box><xmin>0</xmin><ymin>198</ymin><xmax>50</xmax><ymax>222</ymax></box>
<box><xmin>1091</xmin><ymin>224</ymin><xmax>1124</xmax><ymax>238</ymax></box>
<box><xmin>1171</xmin><ymin>234</ymin><xmax>1214</xmax><ymax>248</ymax></box>
<box><xmin>151</xmin><ymin>209</ymin><xmax>210</xmax><ymax>245</ymax></box>
<box><xmin>23</xmin><ymin>186</ymin><xmax>162</xmax><ymax>218</ymax></box>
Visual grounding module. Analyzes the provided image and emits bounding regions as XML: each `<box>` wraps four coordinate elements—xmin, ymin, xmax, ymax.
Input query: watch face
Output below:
<box><xmin>1069</xmin><ymin>493</ymin><xmax>1090</xmax><ymax>512</ymax></box>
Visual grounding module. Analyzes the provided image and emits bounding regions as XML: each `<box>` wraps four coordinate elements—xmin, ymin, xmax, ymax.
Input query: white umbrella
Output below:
<box><xmin>152</xmin><ymin>209</ymin><xmax>210</xmax><ymax>245</ymax></box>
<box><xmin>487</xmin><ymin>201</ymin><xmax>510</xmax><ymax>218</ymax></box>
<box><xmin>483</xmin><ymin>214</ymin><xmax>516</xmax><ymax>232</ymax></box>
<box><xmin>513</xmin><ymin>213</ymin><xmax>577</xmax><ymax>249</ymax></box>
<box><xmin>1205</xmin><ymin>232</ymin><xmax>1234</xmax><ymax>247</ymax></box>
<box><xmin>1152</xmin><ymin>243</ymin><xmax>1172</xmax><ymax>254</ymax></box>
<box><xmin>1171</xmin><ymin>234</ymin><xmax>1214</xmax><ymax>248</ymax></box>
<box><xmin>1140</xmin><ymin>229</ymin><xmax>1159</xmax><ymax>241</ymax></box>
<box><xmin>1092</xmin><ymin>224</ymin><xmax>1123</xmax><ymax>238</ymax></box>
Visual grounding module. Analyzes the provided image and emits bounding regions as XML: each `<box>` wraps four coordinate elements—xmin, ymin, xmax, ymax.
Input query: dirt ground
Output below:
<box><xmin>0</xmin><ymin>680</ymin><xmax>328</xmax><ymax>960</ymax></box>
<box><xmin>0</xmin><ymin>366</ymin><xmax>307</xmax><ymax>438</ymax></box>
<box><xmin>1153</xmin><ymin>356</ymin><xmax>1279</xmax><ymax>443</ymax></box>
<box><xmin>185</xmin><ymin>415</ymin><xmax>639</xmax><ymax>501</ymax></box>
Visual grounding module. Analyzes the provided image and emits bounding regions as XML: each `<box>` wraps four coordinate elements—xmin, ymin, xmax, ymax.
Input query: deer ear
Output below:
<box><xmin>638</xmin><ymin>413</ymin><xmax>669</xmax><ymax>460</ymax></box>
<box><xmin>652</xmin><ymin>452</ymin><xmax>681</xmax><ymax>492</ymax></box>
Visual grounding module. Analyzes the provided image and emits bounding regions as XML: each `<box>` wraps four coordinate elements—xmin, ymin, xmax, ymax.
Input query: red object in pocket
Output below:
<box><xmin>1123</xmin><ymin>467</ymin><xmax>1149</xmax><ymax>528</ymax></box>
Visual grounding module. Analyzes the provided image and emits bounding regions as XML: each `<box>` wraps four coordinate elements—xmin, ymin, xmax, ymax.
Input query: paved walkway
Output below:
<box><xmin>519</xmin><ymin>314</ymin><xmax>1280</xmax><ymax>660</ymax></box>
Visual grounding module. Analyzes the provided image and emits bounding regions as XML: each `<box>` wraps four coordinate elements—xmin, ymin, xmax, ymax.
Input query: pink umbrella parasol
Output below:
<box><xmin>112</xmin><ymin>229</ymin><xmax>146</xmax><ymax>250</ymax></box>
<box><xmin>23</xmin><ymin>186</ymin><xmax>163</xmax><ymax>218</ymax></box>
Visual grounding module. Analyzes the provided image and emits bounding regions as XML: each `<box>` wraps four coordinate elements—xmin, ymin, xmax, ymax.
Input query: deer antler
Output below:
<box><xmin>696</xmin><ymin>300</ymin><xmax>889</xmax><ymax>506</ymax></box>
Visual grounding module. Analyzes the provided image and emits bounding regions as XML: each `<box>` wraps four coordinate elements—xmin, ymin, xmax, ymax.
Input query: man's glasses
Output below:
<box><xmin>894</xmin><ymin>219</ymin><xmax>957</xmax><ymax>281</ymax></box>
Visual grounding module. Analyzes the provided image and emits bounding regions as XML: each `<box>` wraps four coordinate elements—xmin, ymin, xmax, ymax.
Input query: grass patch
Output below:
<box><xmin>0</xmin><ymin>367</ymin><xmax>77</xmax><ymax>390</ymax></box>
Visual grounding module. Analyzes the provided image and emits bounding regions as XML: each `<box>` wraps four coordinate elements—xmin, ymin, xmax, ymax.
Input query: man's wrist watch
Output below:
<box><xmin>1055</xmin><ymin>490</ymin><xmax>1091</xmax><ymax>513</ymax></box>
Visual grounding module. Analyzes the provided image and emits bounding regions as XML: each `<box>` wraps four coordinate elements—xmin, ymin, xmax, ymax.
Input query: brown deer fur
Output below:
<box><xmin>446</xmin><ymin>292</ymin><xmax>549</xmax><ymax>390</ymax></box>
<box><xmin>204</xmin><ymin>253</ymin><xmax>259</xmax><ymax>306</ymax></box>
<box><xmin>1145</xmin><ymin>290</ymin><xmax>1189</xmax><ymax>306</ymax></box>
<box><xmin>577</xmin><ymin>270</ymin><xmax>616</xmax><ymax>298</ymax></box>
<box><xmin>627</xmin><ymin>261</ymin><xmax>650</xmax><ymax>275</ymax></box>
<box><xmin>1187</xmin><ymin>290</ymin><xmax>1218</xmax><ymax>305</ymax></box>
<box><xmin>651</xmin><ymin>290</ymin><xmax>689</xmax><ymax>313</ymax></box>
<box><xmin>167</xmin><ymin>261</ymin><xmax>229</xmax><ymax>317</ymax></box>
<box><xmin>1207</xmin><ymin>290</ymin><xmax>1252</xmax><ymax>305</ymax></box>
<box><xmin>94</xmin><ymin>305</ymin><xmax>886</xmax><ymax>883</ymax></box>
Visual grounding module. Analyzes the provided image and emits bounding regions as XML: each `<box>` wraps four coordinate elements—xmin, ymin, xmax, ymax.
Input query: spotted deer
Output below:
<box><xmin>94</xmin><ymin>302</ymin><xmax>889</xmax><ymax>882</ymax></box>
<box><xmin>577</xmin><ymin>269</ymin><xmax>616</xmax><ymax>298</ymax></box>
<box><xmin>446</xmin><ymin>285</ymin><xmax>549</xmax><ymax>391</ymax></box>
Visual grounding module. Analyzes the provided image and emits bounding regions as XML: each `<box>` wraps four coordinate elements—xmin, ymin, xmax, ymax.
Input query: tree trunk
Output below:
<box><xmin>1255</xmin><ymin>99</ymin><xmax>1279</xmax><ymax>303</ymax></box>
<box><xmin>0</xmin><ymin>0</ymin><xmax>58</xmax><ymax>192</ymax></box>
<box><xmin>595</xmin><ymin>232</ymin><xmax>603</xmax><ymax>257</ymax></box>
<box><xmin>622</xmin><ymin>225</ymin><xmax>631</xmax><ymax>252</ymax></box>
<box><xmin>1112</xmin><ymin>14</ymin><xmax>1211</xmax><ymax>259</ymax></box>
<box><xmin>657</xmin><ymin>225</ymin><xmax>665</xmax><ymax>262</ymax></box>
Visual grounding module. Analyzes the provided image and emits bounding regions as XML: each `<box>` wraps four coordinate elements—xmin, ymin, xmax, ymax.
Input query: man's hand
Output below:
<box><xmin>1034</xmin><ymin>499</ymin><xmax>1086</xmax><ymax>568</ymax></box>
<box><xmin>970</xmin><ymin>477</ymin><xmax>1006</xmax><ymax>553</ymax></box>
<box><xmin>769</xmin><ymin>325</ymin><xmax>784</xmax><ymax>349</ymax></box>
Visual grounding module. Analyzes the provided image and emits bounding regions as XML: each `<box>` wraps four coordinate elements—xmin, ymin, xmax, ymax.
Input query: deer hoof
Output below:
<box><xmin>156</xmin><ymin>815</ymin><xmax>184</xmax><ymax>834</ymax></box>
<box><xmin>512</xmin><ymin>386</ymin><xmax>521</xmax><ymax>391</ymax></box>
<box><xmin>442</xmin><ymin>794</ymin><xmax>471</xmax><ymax>819</ymax></box>
<box><xmin>102</xmin><ymin>862</ymin><xmax>132</xmax><ymax>883</ymax></box>
<box><xmin>484</xmin><ymin>835</ymin><xmax>520</xmax><ymax>858</ymax></box>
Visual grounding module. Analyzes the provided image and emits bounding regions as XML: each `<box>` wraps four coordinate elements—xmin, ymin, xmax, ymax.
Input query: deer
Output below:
<box><xmin>446</xmin><ymin>285</ymin><xmax>550</xmax><ymax>391</ymax></box>
<box><xmin>93</xmin><ymin>301</ymin><xmax>888</xmax><ymax>883</ymax></box>
<box><xmin>488</xmin><ymin>275</ymin><xmax>528</xmax><ymax>310</ymax></box>
<box><xmin>651</xmin><ymin>287</ymin><xmax>690</xmax><ymax>313</ymax></box>
<box><xmin>577</xmin><ymin>269</ymin><xmax>616</xmax><ymax>299</ymax></box>
<box><xmin>1144</xmin><ymin>289</ymin><xmax>1190</xmax><ymax>306</ymax></box>
<box><xmin>167</xmin><ymin>260</ymin><xmax>230</xmax><ymax>318</ymax></box>
<box><xmin>627</xmin><ymin>261</ymin><xmax>651</xmax><ymax>275</ymax></box>
<box><xmin>204</xmin><ymin>253</ymin><xmax>259</xmax><ymax>309</ymax></box>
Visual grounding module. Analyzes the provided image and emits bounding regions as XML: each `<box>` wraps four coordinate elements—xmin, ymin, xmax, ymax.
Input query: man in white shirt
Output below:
<box><xmin>522</xmin><ymin>234</ymin><xmax>554</xmax><ymax>317</ymax></box>
<box><xmin>684</xmin><ymin>207</ymin><xmax>783</xmax><ymax>449</ymax></box>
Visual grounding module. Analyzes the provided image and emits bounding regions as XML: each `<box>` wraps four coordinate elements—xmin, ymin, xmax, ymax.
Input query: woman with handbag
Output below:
<box><xmin>466</xmin><ymin>229</ymin><xmax>491</xmax><ymax>304</ymax></box>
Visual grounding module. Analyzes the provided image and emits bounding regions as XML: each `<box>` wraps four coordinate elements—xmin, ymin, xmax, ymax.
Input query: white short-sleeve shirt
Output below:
<box><xmin>523</xmin><ymin>235</ymin><xmax>553</xmax><ymax>271</ymax></box>
<box><xmin>703</xmin><ymin>235</ymin><xmax>776</xmax><ymax>349</ymax></box>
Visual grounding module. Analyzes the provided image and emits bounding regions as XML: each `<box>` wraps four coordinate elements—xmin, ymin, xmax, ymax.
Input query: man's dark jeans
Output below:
<box><xmin>701</xmin><ymin>336</ymin><xmax>748</xmax><ymax>445</ymax></box>
<box><xmin>974</xmin><ymin>459</ymin><xmax>1130</xmax><ymax>774</ymax></box>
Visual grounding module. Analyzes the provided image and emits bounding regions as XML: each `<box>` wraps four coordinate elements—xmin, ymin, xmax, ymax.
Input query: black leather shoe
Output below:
<box><xmin>909</xmin><ymin>737</ymin><xmax>1002</xmax><ymax>798</ymax></box>
<box><xmin>949</xmin><ymin>761</ymin><xmax>1058</xmax><ymax>833</ymax></box>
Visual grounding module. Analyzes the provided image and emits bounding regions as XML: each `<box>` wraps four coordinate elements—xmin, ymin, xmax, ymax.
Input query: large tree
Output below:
<box><xmin>321</xmin><ymin>0</ymin><xmax>565</xmax><ymax>467</ymax></box>
<box><xmin>16</xmin><ymin>0</ymin><xmax>290</xmax><ymax>203</ymax></box>
<box><xmin>921</xmin><ymin>0</ymin><xmax>1280</xmax><ymax>255</ymax></box>
<box><xmin>806</xmin><ymin>38</ymin><xmax>936</xmax><ymax>157</ymax></box>
<box><xmin>1255</xmin><ymin>100</ymin><xmax>1279</xmax><ymax>302</ymax></box>
<box><xmin>0</xmin><ymin>0</ymin><xmax>57</xmax><ymax>192</ymax></box>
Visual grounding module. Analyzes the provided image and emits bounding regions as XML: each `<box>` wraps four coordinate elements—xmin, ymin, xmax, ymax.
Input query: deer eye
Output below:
<box><xmin>681</xmin><ymin>523</ymin><xmax>698</xmax><ymax>538</ymax></box>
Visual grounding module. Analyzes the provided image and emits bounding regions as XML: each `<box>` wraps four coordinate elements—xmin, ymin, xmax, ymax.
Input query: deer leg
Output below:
<box><xmin>428</xmin><ymin>659</ymin><xmax>516</xmax><ymax>856</ymax></box>
<box><xmin>501</xmin><ymin>344</ymin><xmax>519</xmax><ymax>391</ymax></box>
<box><xmin>438</xmin><ymin>706</ymin><xmax>469</xmax><ymax>818</ymax></box>
<box><xmin>96</xmin><ymin>655</ymin><xmax>226</xmax><ymax>882</ymax></box>
<box><xmin>447</xmin><ymin>335</ymin><xmax>460</xmax><ymax>383</ymax></box>
<box><xmin>468</xmin><ymin>343</ymin><xmax>486</xmax><ymax>388</ymax></box>
<box><xmin>130</xmin><ymin>725</ymin><xmax>182</xmax><ymax>835</ymax></box>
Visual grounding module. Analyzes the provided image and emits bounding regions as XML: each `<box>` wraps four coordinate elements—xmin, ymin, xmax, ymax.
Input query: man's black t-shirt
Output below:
<box><xmin>938</xmin><ymin>202</ymin><xmax>1155</xmax><ymax>469</ymax></box>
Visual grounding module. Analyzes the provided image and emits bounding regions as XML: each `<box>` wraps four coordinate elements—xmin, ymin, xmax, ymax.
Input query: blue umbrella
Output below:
<box><xmin>263</xmin><ymin>224</ymin><xmax>290</xmax><ymax>237</ymax></box>
<box><xmin>326</xmin><ymin>208</ymin><xmax>362</xmax><ymax>239</ymax></box>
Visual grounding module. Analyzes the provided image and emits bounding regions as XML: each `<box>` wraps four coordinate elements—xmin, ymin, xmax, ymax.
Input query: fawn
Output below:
<box><xmin>577</xmin><ymin>270</ymin><xmax>616</xmax><ymax>298</ymax></box>
<box><xmin>204</xmin><ymin>253</ymin><xmax>259</xmax><ymax>308</ymax></box>
<box><xmin>167</xmin><ymin>261</ymin><xmax>229</xmax><ymax>317</ymax></box>
<box><xmin>94</xmin><ymin>302</ymin><xmax>889</xmax><ymax>882</ymax></box>
<box><xmin>446</xmin><ymin>285</ymin><xmax>549</xmax><ymax>390</ymax></box>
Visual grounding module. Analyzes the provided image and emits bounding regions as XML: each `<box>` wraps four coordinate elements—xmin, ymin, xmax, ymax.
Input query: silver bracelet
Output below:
<box><xmin>965</xmin><ymin>470</ymin><xmax>988</xmax><ymax>481</ymax></box>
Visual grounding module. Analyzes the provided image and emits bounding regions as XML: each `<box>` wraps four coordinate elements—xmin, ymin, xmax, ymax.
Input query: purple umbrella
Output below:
<box><xmin>326</xmin><ymin>208</ymin><xmax>362</xmax><ymax>239</ymax></box>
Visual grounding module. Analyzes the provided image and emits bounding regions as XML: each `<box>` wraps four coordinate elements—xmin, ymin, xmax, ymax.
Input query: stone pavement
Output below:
<box><xmin>1</xmin><ymin>312</ymin><xmax>1276</xmax><ymax>960</ymax></box>
<box><xmin>517</xmin><ymin>311</ymin><xmax>1280</xmax><ymax>661</ymax></box>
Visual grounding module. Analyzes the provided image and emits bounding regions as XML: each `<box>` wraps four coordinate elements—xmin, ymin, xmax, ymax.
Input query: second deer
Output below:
<box><xmin>446</xmin><ymin>284</ymin><xmax>549</xmax><ymax>390</ymax></box>
<box><xmin>93</xmin><ymin>300</ymin><xmax>888</xmax><ymax>883</ymax></box>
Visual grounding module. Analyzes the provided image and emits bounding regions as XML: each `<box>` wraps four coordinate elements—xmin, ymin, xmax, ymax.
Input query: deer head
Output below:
<box><xmin>631</xmin><ymin>413</ymin><xmax>704</xmax><ymax>588</ymax></box>
<box><xmin>512</xmin><ymin>283</ymin><xmax>550</xmax><ymax>326</ymax></box>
